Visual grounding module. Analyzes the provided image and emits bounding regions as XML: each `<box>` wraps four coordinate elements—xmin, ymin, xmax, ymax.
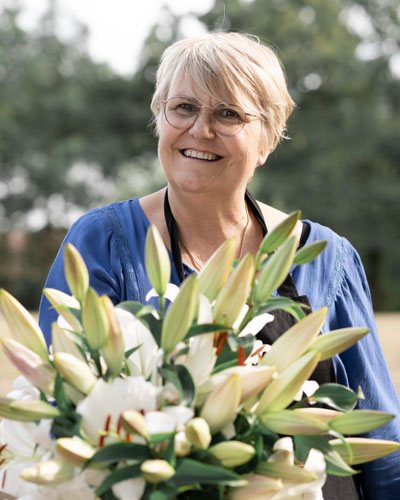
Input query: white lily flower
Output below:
<box><xmin>294</xmin><ymin>380</ymin><xmax>320</xmax><ymax>402</ymax></box>
<box><xmin>198</xmin><ymin>294</ymin><xmax>213</xmax><ymax>323</ymax></box>
<box><xmin>238</xmin><ymin>313</ymin><xmax>274</xmax><ymax>337</ymax></box>
<box><xmin>231</xmin><ymin>304</ymin><xmax>249</xmax><ymax>331</ymax></box>
<box><xmin>181</xmin><ymin>333</ymin><xmax>217</xmax><ymax>387</ymax></box>
<box><xmin>115</xmin><ymin>308</ymin><xmax>160</xmax><ymax>379</ymax></box>
<box><xmin>145</xmin><ymin>406</ymin><xmax>194</xmax><ymax>435</ymax></box>
<box><xmin>76</xmin><ymin>376</ymin><xmax>160</xmax><ymax>444</ymax></box>
<box><xmin>245</xmin><ymin>340</ymin><xmax>271</xmax><ymax>366</ymax></box>
<box><xmin>112</xmin><ymin>477</ymin><xmax>146</xmax><ymax>500</ymax></box>
<box><xmin>145</xmin><ymin>282</ymin><xmax>180</xmax><ymax>303</ymax></box>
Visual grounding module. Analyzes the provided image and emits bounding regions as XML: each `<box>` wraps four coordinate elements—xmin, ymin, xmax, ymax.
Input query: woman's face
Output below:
<box><xmin>158</xmin><ymin>77</ymin><xmax>268</xmax><ymax>197</ymax></box>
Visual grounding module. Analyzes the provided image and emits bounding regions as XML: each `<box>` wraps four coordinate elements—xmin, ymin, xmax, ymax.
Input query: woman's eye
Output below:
<box><xmin>217</xmin><ymin>108</ymin><xmax>241</xmax><ymax>121</ymax></box>
<box><xmin>176</xmin><ymin>102</ymin><xmax>197</xmax><ymax>114</ymax></box>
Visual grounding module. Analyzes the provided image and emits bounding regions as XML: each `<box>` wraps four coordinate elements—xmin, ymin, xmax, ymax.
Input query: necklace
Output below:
<box><xmin>179</xmin><ymin>201</ymin><xmax>250</xmax><ymax>271</ymax></box>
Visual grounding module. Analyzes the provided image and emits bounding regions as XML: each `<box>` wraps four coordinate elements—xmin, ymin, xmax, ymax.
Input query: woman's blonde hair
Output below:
<box><xmin>151</xmin><ymin>32</ymin><xmax>295</xmax><ymax>153</ymax></box>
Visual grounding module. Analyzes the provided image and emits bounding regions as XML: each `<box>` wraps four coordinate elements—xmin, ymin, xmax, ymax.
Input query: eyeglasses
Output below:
<box><xmin>161</xmin><ymin>96</ymin><xmax>259</xmax><ymax>137</ymax></box>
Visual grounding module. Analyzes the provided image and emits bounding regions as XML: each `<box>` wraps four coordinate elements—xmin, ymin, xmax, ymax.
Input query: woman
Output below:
<box><xmin>39</xmin><ymin>33</ymin><xmax>399</xmax><ymax>498</ymax></box>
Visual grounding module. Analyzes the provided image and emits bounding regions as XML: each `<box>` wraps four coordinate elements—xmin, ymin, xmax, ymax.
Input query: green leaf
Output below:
<box><xmin>117</xmin><ymin>301</ymin><xmax>161</xmax><ymax>345</ymax></box>
<box><xmin>124</xmin><ymin>344</ymin><xmax>142</xmax><ymax>358</ymax></box>
<box><xmin>117</xmin><ymin>301</ymin><xmax>153</xmax><ymax>316</ymax></box>
<box><xmin>252</xmin><ymin>297</ymin><xmax>309</xmax><ymax>321</ymax></box>
<box><xmin>150</xmin><ymin>432</ymin><xmax>175</xmax><ymax>444</ymax></box>
<box><xmin>294</xmin><ymin>435</ymin><xmax>358</xmax><ymax>476</ymax></box>
<box><xmin>50</xmin><ymin>411</ymin><xmax>82</xmax><ymax>439</ymax></box>
<box><xmin>53</xmin><ymin>372</ymin><xmax>68</xmax><ymax>412</ymax></box>
<box><xmin>149</xmin><ymin>486</ymin><xmax>179</xmax><ymax>500</ymax></box>
<box><xmin>96</xmin><ymin>463</ymin><xmax>142</xmax><ymax>496</ymax></box>
<box><xmin>139</xmin><ymin>313</ymin><xmax>162</xmax><ymax>346</ymax></box>
<box><xmin>163</xmin><ymin>435</ymin><xmax>176</xmax><ymax>468</ymax></box>
<box><xmin>311</xmin><ymin>383</ymin><xmax>358</xmax><ymax>412</ymax></box>
<box><xmin>293</xmin><ymin>240</ymin><xmax>328</xmax><ymax>265</ymax></box>
<box><xmin>86</xmin><ymin>443</ymin><xmax>151</xmax><ymax>467</ymax></box>
<box><xmin>329</xmin><ymin>410</ymin><xmax>395</xmax><ymax>434</ymax></box>
<box><xmin>185</xmin><ymin>323</ymin><xmax>230</xmax><ymax>339</ymax></box>
<box><xmin>167</xmin><ymin>459</ymin><xmax>241</xmax><ymax>486</ymax></box>
<box><xmin>259</xmin><ymin>211</ymin><xmax>301</xmax><ymax>254</ymax></box>
<box><xmin>159</xmin><ymin>365</ymin><xmax>195</xmax><ymax>407</ymax></box>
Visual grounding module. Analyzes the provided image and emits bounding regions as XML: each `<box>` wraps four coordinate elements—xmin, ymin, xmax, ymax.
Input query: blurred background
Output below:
<box><xmin>0</xmin><ymin>0</ymin><xmax>399</xmax><ymax>392</ymax></box>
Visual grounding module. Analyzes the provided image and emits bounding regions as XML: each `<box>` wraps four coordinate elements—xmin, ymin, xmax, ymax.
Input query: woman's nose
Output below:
<box><xmin>188</xmin><ymin>109</ymin><xmax>216</xmax><ymax>139</ymax></box>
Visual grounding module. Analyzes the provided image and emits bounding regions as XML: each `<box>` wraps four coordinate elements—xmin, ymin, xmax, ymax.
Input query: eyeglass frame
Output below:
<box><xmin>161</xmin><ymin>95</ymin><xmax>260</xmax><ymax>137</ymax></box>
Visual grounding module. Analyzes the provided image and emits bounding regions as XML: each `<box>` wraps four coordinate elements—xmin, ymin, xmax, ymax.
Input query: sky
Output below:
<box><xmin>6</xmin><ymin>0</ymin><xmax>214</xmax><ymax>74</ymax></box>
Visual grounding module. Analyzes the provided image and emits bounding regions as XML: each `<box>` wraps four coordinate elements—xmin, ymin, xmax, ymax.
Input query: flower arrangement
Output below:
<box><xmin>0</xmin><ymin>212</ymin><xmax>398</xmax><ymax>500</ymax></box>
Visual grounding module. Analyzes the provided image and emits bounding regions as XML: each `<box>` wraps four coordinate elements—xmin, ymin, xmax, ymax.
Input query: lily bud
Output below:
<box><xmin>197</xmin><ymin>237</ymin><xmax>237</xmax><ymax>302</ymax></box>
<box><xmin>254</xmin><ymin>237</ymin><xmax>297</xmax><ymax>305</ymax></box>
<box><xmin>256</xmin><ymin>351</ymin><xmax>321</xmax><ymax>415</ymax></box>
<box><xmin>0</xmin><ymin>288</ymin><xmax>48</xmax><ymax>360</ymax></box>
<box><xmin>0</xmin><ymin>397</ymin><xmax>60</xmax><ymax>421</ymax></box>
<box><xmin>20</xmin><ymin>459</ymin><xmax>73</xmax><ymax>485</ymax></box>
<box><xmin>329</xmin><ymin>410</ymin><xmax>395</xmax><ymax>435</ymax></box>
<box><xmin>120</xmin><ymin>409</ymin><xmax>148</xmax><ymax>438</ymax></box>
<box><xmin>329</xmin><ymin>437</ymin><xmax>400</xmax><ymax>465</ymax></box>
<box><xmin>161</xmin><ymin>273</ymin><xmax>198</xmax><ymax>354</ymax></box>
<box><xmin>57</xmin><ymin>437</ymin><xmax>95</xmax><ymax>467</ymax></box>
<box><xmin>262</xmin><ymin>308</ymin><xmax>327</xmax><ymax>372</ymax></box>
<box><xmin>64</xmin><ymin>243</ymin><xmax>89</xmax><ymax>302</ymax></box>
<box><xmin>1</xmin><ymin>337</ymin><xmax>55</xmax><ymax>394</ymax></box>
<box><xmin>174</xmin><ymin>431</ymin><xmax>192</xmax><ymax>457</ymax></box>
<box><xmin>256</xmin><ymin>461</ymin><xmax>316</xmax><ymax>482</ymax></box>
<box><xmin>185</xmin><ymin>417</ymin><xmax>212</xmax><ymax>450</ymax></box>
<box><xmin>209</xmin><ymin>441</ymin><xmax>255</xmax><ymax>468</ymax></box>
<box><xmin>308</xmin><ymin>327</ymin><xmax>370</xmax><ymax>360</ymax></box>
<box><xmin>200</xmin><ymin>373</ymin><xmax>241</xmax><ymax>434</ymax></box>
<box><xmin>145</xmin><ymin>224</ymin><xmax>171</xmax><ymax>296</ymax></box>
<box><xmin>53</xmin><ymin>352</ymin><xmax>97</xmax><ymax>395</ymax></box>
<box><xmin>52</xmin><ymin>322</ymin><xmax>86</xmax><ymax>361</ymax></box>
<box><xmin>82</xmin><ymin>287</ymin><xmax>109</xmax><ymax>351</ymax></box>
<box><xmin>260</xmin><ymin>410</ymin><xmax>328</xmax><ymax>435</ymax></box>
<box><xmin>229</xmin><ymin>474</ymin><xmax>282</xmax><ymax>500</ymax></box>
<box><xmin>259</xmin><ymin>211</ymin><xmax>300</xmax><ymax>254</ymax></box>
<box><xmin>101</xmin><ymin>295</ymin><xmax>125</xmax><ymax>376</ymax></box>
<box><xmin>141</xmin><ymin>459</ymin><xmax>175</xmax><ymax>484</ymax></box>
<box><xmin>213</xmin><ymin>253</ymin><xmax>254</xmax><ymax>326</ymax></box>
<box><xmin>44</xmin><ymin>288</ymin><xmax>82</xmax><ymax>332</ymax></box>
<box><xmin>292</xmin><ymin>408</ymin><xmax>343</xmax><ymax>424</ymax></box>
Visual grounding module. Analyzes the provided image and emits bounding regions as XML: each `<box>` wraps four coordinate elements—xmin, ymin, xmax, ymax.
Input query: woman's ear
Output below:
<box><xmin>257</xmin><ymin>146</ymin><xmax>269</xmax><ymax>166</ymax></box>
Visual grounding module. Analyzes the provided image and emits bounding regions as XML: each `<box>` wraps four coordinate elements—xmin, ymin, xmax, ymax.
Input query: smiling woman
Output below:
<box><xmin>38</xmin><ymin>32</ymin><xmax>400</xmax><ymax>499</ymax></box>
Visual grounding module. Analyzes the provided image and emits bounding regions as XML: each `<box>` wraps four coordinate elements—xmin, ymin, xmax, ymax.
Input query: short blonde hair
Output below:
<box><xmin>151</xmin><ymin>32</ymin><xmax>295</xmax><ymax>153</ymax></box>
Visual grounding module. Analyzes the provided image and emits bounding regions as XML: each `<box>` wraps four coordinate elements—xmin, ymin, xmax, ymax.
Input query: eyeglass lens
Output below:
<box><xmin>164</xmin><ymin>97</ymin><xmax>247</xmax><ymax>136</ymax></box>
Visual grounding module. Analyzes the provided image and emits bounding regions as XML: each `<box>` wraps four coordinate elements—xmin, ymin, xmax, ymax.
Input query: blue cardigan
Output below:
<box><xmin>39</xmin><ymin>198</ymin><xmax>400</xmax><ymax>499</ymax></box>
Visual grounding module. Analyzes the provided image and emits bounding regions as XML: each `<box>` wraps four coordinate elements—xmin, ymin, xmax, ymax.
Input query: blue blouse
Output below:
<box><xmin>39</xmin><ymin>198</ymin><xmax>400</xmax><ymax>499</ymax></box>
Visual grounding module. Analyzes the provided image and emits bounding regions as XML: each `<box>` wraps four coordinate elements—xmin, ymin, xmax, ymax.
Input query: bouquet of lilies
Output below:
<box><xmin>0</xmin><ymin>212</ymin><xmax>399</xmax><ymax>500</ymax></box>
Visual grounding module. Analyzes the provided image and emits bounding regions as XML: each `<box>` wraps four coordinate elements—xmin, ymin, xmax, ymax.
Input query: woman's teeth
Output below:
<box><xmin>182</xmin><ymin>149</ymin><xmax>220</xmax><ymax>161</ymax></box>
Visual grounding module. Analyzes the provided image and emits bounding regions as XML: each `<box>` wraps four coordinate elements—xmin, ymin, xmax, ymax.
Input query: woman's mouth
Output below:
<box><xmin>180</xmin><ymin>149</ymin><xmax>222</xmax><ymax>161</ymax></box>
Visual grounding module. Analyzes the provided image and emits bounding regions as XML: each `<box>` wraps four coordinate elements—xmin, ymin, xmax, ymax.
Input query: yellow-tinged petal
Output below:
<box><xmin>259</xmin><ymin>211</ymin><xmax>301</xmax><ymax>254</ymax></box>
<box><xmin>64</xmin><ymin>243</ymin><xmax>89</xmax><ymax>302</ymax></box>
<box><xmin>292</xmin><ymin>407</ymin><xmax>343</xmax><ymax>424</ymax></box>
<box><xmin>9</xmin><ymin>399</ymin><xmax>60</xmax><ymax>420</ymax></box>
<box><xmin>254</xmin><ymin>237</ymin><xmax>297</xmax><ymax>305</ymax></box>
<box><xmin>229</xmin><ymin>474</ymin><xmax>282</xmax><ymax>500</ymax></box>
<box><xmin>56</xmin><ymin>437</ymin><xmax>95</xmax><ymax>467</ymax></box>
<box><xmin>20</xmin><ymin>459</ymin><xmax>73</xmax><ymax>485</ymax></box>
<box><xmin>200</xmin><ymin>373</ymin><xmax>241</xmax><ymax>434</ymax></box>
<box><xmin>0</xmin><ymin>288</ymin><xmax>48</xmax><ymax>359</ymax></box>
<box><xmin>213</xmin><ymin>253</ymin><xmax>254</xmax><ymax>326</ymax></box>
<box><xmin>329</xmin><ymin>437</ymin><xmax>400</xmax><ymax>465</ymax></box>
<box><xmin>145</xmin><ymin>224</ymin><xmax>171</xmax><ymax>296</ymax></box>
<box><xmin>44</xmin><ymin>288</ymin><xmax>82</xmax><ymax>332</ymax></box>
<box><xmin>256</xmin><ymin>351</ymin><xmax>321</xmax><ymax>415</ymax></box>
<box><xmin>329</xmin><ymin>410</ymin><xmax>395</xmax><ymax>435</ymax></box>
<box><xmin>208</xmin><ymin>441</ymin><xmax>255</xmax><ymax>468</ymax></box>
<box><xmin>256</xmin><ymin>461</ymin><xmax>317</xmax><ymax>482</ymax></box>
<box><xmin>260</xmin><ymin>410</ymin><xmax>328</xmax><ymax>435</ymax></box>
<box><xmin>261</xmin><ymin>308</ymin><xmax>327</xmax><ymax>372</ymax></box>
<box><xmin>53</xmin><ymin>352</ymin><xmax>97</xmax><ymax>395</ymax></box>
<box><xmin>82</xmin><ymin>287</ymin><xmax>109</xmax><ymax>350</ymax></box>
<box><xmin>197</xmin><ymin>237</ymin><xmax>237</xmax><ymax>302</ymax></box>
<box><xmin>101</xmin><ymin>295</ymin><xmax>125</xmax><ymax>376</ymax></box>
<box><xmin>308</xmin><ymin>327</ymin><xmax>369</xmax><ymax>360</ymax></box>
<box><xmin>161</xmin><ymin>273</ymin><xmax>198</xmax><ymax>354</ymax></box>
<box><xmin>141</xmin><ymin>459</ymin><xmax>175</xmax><ymax>484</ymax></box>
<box><xmin>1</xmin><ymin>337</ymin><xmax>55</xmax><ymax>394</ymax></box>
<box><xmin>121</xmin><ymin>409</ymin><xmax>148</xmax><ymax>438</ymax></box>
